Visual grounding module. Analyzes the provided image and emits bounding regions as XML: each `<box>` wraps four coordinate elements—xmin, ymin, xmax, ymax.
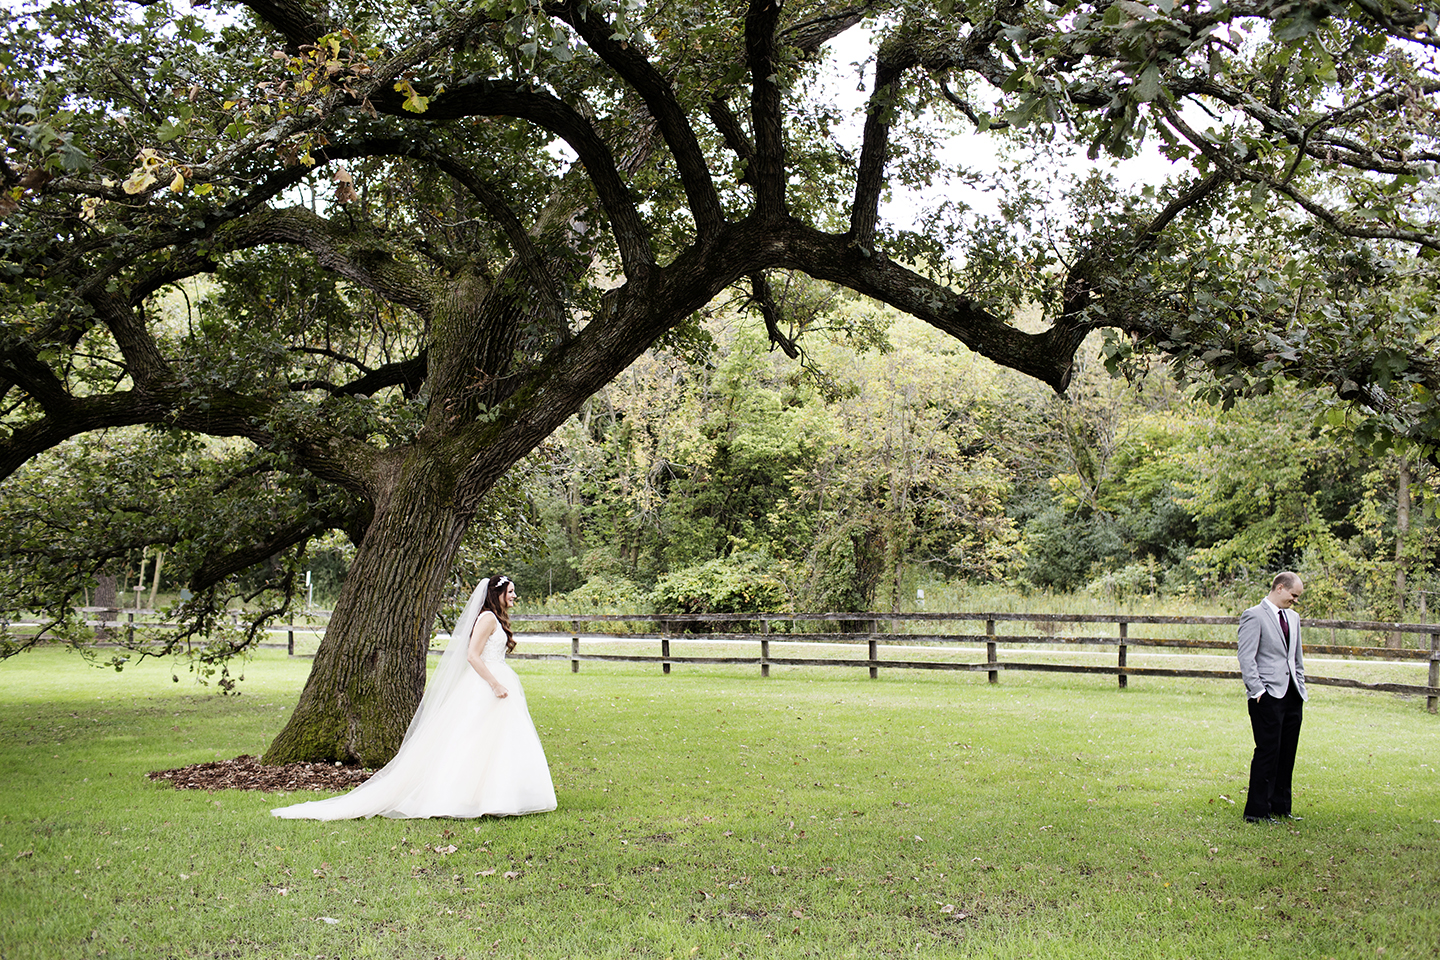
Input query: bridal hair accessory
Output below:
<box><xmin>495</xmin><ymin>576</ymin><xmax>511</xmax><ymax>588</ymax></box>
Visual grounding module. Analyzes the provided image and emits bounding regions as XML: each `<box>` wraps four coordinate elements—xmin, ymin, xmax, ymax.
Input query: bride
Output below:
<box><xmin>272</xmin><ymin>576</ymin><xmax>557</xmax><ymax>820</ymax></box>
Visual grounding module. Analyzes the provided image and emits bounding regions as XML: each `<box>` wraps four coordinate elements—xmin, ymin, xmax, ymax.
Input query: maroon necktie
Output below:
<box><xmin>1278</xmin><ymin>610</ymin><xmax>1290</xmax><ymax>649</ymax></box>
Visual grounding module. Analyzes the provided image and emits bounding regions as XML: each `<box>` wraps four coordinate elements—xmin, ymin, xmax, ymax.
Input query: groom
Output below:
<box><xmin>1237</xmin><ymin>571</ymin><xmax>1308</xmax><ymax>823</ymax></box>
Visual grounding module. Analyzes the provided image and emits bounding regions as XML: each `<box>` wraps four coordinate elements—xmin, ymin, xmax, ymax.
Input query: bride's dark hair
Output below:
<box><xmin>481</xmin><ymin>575</ymin><xmax>516</xmax><ymax>653</ymax></box>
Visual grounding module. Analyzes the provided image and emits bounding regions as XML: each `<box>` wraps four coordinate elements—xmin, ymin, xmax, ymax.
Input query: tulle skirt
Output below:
<box><xmin>271</xmin><ymin>660</ymin><xmax>556</xmax><ymax>820</ymax></box>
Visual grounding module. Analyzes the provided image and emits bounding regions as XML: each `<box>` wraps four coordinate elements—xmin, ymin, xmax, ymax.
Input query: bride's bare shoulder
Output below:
<box><xmin>470</xmin><ymin>609</ymin><xmax>498</xmax><ymax>640</ymax></box>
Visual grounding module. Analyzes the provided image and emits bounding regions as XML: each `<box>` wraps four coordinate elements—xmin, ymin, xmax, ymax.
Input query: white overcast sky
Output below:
<box><xmin>815</xmin><ymin>26</ymin><xmax>1189</xmax><ymax>229</ymax></box>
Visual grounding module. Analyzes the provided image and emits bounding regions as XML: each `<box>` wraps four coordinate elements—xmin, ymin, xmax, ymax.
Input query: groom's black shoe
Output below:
<box><xmin>1244</xmin><ymin>814</ymin><xmax>1277</xmax><ymax>824</ymax></box>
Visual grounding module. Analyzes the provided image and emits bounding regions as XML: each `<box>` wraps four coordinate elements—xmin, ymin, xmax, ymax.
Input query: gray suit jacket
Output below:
<box><xmin>1238</xmin><ymin>601</ymin><xmax>1307</xmax><ymax>701</ymax></box>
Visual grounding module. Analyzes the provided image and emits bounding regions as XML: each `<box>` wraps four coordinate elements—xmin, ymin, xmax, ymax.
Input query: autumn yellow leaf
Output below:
<box><xmin>122</xmin><ymin>169</ymin><xmax>156</xmax><ymax>194</ymax></box>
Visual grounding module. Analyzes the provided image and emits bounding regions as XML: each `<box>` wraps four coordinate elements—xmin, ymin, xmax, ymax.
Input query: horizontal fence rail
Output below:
<box><xmin>504</xmin><ymin>611</ymin><xmax>1440</xmax><ymax>715</ymax></box>
<box><xmin>11</xmin><ymin>608</ymin><xmax>1439</xmax><ymax>713</ymax></box>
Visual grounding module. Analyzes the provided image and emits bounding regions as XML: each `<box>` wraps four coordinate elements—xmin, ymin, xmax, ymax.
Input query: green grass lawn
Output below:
<box><xmin>1</xmin><ymin>647</ymin><xmax>1436</xmax><ymax>959</ymax></box>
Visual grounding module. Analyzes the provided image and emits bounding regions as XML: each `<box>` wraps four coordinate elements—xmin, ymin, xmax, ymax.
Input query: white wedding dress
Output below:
<box><xmin>272</xmin><ymin>580</ymin><xmax>556</xmax><ymax>820</ymax></box>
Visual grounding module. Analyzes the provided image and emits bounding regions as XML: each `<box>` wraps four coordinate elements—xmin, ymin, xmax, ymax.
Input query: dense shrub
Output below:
<box><xmin>546</xmin><ymin>574</ymin><xmax>652</xmax><ymax>611</ymax></box>
<box><xmin>652</xmin><ymin>553</ymin><xmax>789</xmax><ymax>630</ymax></box>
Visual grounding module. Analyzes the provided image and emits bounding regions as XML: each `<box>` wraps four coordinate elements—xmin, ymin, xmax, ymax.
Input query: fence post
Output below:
<box><xmin>1118</xmin><ymin>621</ymin><xmax>1128</xmax><ymax>689</ymax></box>
<box><xmin>126</xmin><ymin>611</ymin><xmax>134</xmax><ymax>646</ymax></box>
<box><xmin>287</xmin><ymin>629</ymin><xmax>294</xmax><ymax>657</ymax></box>
<box><xmin>986</xmin><ymin>619</ymin><xmax>997</xmax><ymax>685</ymax></box>
<box><xmin>761</xmin><ymin>619</ymin><xmax>770</xmax><ymax>678</ymax></box>
<box><xmin>661</xmin><ymin>632</ymin><xmax>671</xmax><ymax>676</ymax></box>
<box><xmin>1428</xmin><ymin>630</ymin><xmax>1438</xmax><ymax>715</ymax></box>
<box><xmin>571</xmin><ymin>632</ymin><xmax>580</xmax><ymax>674</ymax></box>
<box><xmin>868</xmin><ymin>635</ymin><xmax>878</xmax><ymax>680</ymax></box>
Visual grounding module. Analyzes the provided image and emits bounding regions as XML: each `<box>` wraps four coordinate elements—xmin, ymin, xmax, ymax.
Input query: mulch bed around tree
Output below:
<box><xmin>147</xmin><ymin>755</ymin><xmax>373</xmax><ymax>793</ymax></box>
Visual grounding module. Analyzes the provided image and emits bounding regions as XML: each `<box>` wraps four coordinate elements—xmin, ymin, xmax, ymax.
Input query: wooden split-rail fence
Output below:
<box><xmin>42</xmin><ymin>607</ymin><xmax>1440</xmax><ymax>714</ymax></box>
<box><xmin>504</xmin><ymin>611</ymin><xmax>1440</xmax><ymax>715</ymax></box>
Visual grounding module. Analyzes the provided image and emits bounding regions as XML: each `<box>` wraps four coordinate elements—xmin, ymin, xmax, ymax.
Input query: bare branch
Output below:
<box><xmin>748</xmin><ymin>272</ymin><xmax>800</xmax><ymax>359</ymax></box>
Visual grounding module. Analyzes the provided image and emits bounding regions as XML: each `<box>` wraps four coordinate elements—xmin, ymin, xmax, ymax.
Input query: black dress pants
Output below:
<box><xmin>1244</xmin><ymin>682</ymin><xmax>1304</xmax><ymax>819</ymax></box>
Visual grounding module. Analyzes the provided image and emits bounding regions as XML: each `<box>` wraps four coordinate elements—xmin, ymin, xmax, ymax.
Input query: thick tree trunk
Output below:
<box><xmin>262</xmin><ymin>452</ymin><xmax>474</xmax><ymax>766</ymax></box>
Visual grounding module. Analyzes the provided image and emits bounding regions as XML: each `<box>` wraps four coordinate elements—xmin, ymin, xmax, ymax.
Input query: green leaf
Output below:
<box><xmin>55</xmin><ymin>140</ymin><xmax>92</xmax><ymax>173</ymax></box>
<box><xmin>1132</xmin><ymin>63</ymin><xmax>1163</xmax><ymax>103</ymax></box>
<box><xmin>1249</xmin><ymin>181</ymin><xmax>1268</xmax><ymax>216</ymax></box>
<box><xmin>1274</xmin><ymin>10</ymin><xmax>1324</xmax><ymax>41</ymax></box>
<box><xmin>1000</xmin><ymin>66</ymin><xmax>1029</xmax><ymax>94</ymax></box>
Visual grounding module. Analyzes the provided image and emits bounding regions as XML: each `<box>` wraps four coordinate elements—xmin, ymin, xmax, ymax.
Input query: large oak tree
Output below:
<box><xmin>3</xmin><ymin>0</ymin><xmax>1438</xmax><ymax>763</ymax></box>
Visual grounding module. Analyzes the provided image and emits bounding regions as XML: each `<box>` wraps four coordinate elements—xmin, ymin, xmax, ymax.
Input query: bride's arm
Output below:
<box><xmin>466</xmin><ymin>611</ymin><xmax>510</xmax><ymax>699</ymax></box>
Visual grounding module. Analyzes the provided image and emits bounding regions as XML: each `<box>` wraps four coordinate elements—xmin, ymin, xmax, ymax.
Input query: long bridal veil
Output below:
<box><xmin>271</xmin><ymin>578</ymin><xmax>492</xmax><ymax>820</ymax></box>
<box><xmin>398</xmin><ymin>577</ymin><xmax>492</xmax><ymax>749</ymax></box>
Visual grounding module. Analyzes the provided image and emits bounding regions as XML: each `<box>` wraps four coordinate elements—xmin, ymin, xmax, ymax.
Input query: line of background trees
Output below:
<box><xmin>513</xmin><ymin>291</ymin><xmax>1438</xmax><ymax>630</ymax></box>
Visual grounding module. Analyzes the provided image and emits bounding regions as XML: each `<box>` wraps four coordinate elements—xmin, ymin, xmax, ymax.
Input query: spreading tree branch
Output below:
<box><xmin>551</xmin><ymin>0</ymin><xmax>726</xmax><ymax>238</ymax></box>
